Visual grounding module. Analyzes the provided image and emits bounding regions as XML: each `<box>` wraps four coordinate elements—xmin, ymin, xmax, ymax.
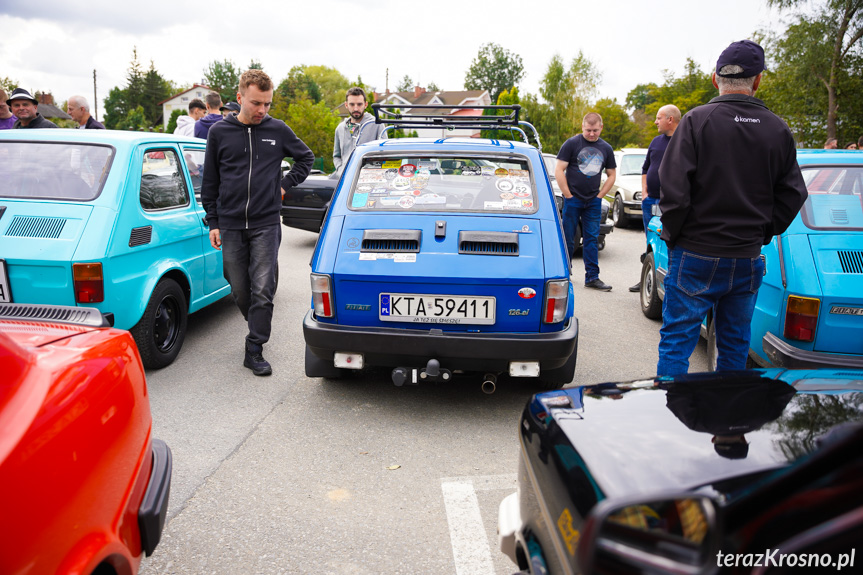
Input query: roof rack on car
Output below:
<box><xmin>359</xmin><ymin>104</ymin><xmax>542</xmax><ymax>151</ymax></box>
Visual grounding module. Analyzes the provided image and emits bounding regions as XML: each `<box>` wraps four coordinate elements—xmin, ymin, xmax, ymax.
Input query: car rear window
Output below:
<box><xmin>0</xmin><ymin>141</ymin><xmax>114</xmax><ymax>201</ymax></box>
<box><xmin>800</xmin><ymin>166</ymin><xmax>863</xmax><ymax>231</ymax></box>
<box><xmin>348</xmin><ymin>156</ymin><xmax>537</xmax><ymax>214</ymax></box>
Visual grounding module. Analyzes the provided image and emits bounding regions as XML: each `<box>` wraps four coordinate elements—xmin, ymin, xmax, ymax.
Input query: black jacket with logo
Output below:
<box><xmin>658</xmin><ymin>94</ymin><xmax>808</xmax><ymax>258</ymax></box>
<box><xmin>13</xmin><ymin>113</ymin><xmax>58</xmax><ymax>129</ymax></box>
<box><xmin>202</xmin><ymin>114</ymin><xmax>314</xmax><ymax>230</ymax></box>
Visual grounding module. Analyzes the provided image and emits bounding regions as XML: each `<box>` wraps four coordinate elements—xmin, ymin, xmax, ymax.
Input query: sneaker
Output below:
<box><xmin>585</xmin><ymin>279</ymin><xmax>613</xmax><ymax>291</ymax></box>
<box><xmin>629</xmin><ymin>282</ymin><xmax>641</xmax><ymax>292</ymax></box>
<box><xmin>244</xmin><ymin>347</ymin><xmax>273</xmax><ymax>376</ymax></box>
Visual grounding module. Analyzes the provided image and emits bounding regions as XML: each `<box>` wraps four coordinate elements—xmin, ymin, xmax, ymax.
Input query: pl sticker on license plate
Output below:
<box><xmin>379</xmin><ymin>293</ymin><xmax>495</xmax><ymax>325</ymax></box>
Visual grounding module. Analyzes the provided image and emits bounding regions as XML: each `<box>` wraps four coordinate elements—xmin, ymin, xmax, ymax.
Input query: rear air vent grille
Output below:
<box><xmin>0</xmin><ymin>303</ymin><xmax>108</xmax><ymax>327</ymax></box>
<box><xmin>361</xmin><ymin>229</ymin><xmax>421</xmax><ymax>253</ymax></box>
<box><xmin>129</xmin><ymin>226</ymin><xmax>152</xmax><ymax>247</ymax></box>
<box><xmin>5</xmin><ymin>216</ymin><xmax>67</xmax><ymax>238</ymax></box>
<box><xmin>838</xmin><ymin>250</ymin><xmax>863</xmax><ymax>274</ymax></box>
<box><xmin>459</xmin><ymin>231</ymin><xmax>519</xmax><ymax>256</ymax></box>
<box><xmin>831</xmin><ymin>209</ymin><xmax>849</xmax><ymax>225</ymax></box>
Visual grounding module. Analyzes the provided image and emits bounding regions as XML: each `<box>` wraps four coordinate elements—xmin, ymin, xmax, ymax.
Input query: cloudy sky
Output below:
<box><xmin>1</xmin><ymin>0</ymin><xmax>781</xmax><ymax>118</ymax></box>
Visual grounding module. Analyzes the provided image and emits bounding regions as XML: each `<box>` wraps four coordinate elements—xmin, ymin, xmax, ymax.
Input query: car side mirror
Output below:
<box><xmin>652</xmin><ymin>203</ymin><xmax>662</xmax><ymax>217</ymax></box>
<box><xmin>578</xmin><ymin>494</ymin><xmax>720</xmax><ymax>575</ymax></box>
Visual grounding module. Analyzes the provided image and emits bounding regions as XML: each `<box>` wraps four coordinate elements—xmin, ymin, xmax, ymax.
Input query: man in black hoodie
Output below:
<box><xmin>656</xmin><ymin>40</ymin><xmax>808</xmax><ymax>377</ymax></box>
<box><xmin>202</xmin><ymin>69</ymin><xmax>314</xmax><ymax>375</ymax></box>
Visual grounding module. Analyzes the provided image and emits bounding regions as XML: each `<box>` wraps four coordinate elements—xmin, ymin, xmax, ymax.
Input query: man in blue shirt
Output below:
<box><xmin>555</xmin><ymin>112</ymin><xmax>617</xmax><ymax>291</ymax></box>
<box><xmin>630</xmin><ymin>104</ymin><xmax>680</xmax><ymax>292</ymax></box>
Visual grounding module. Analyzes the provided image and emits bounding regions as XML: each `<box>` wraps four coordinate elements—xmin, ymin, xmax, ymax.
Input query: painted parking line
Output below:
<box><xmin>441</xmin><ymin>474</ymin><xmax>518</xmax><ymax>575</ymax></box>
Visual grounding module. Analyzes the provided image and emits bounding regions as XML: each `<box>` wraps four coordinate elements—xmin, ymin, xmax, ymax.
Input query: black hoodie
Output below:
<box><xmin>202</xmin><ymin>114</ymin><xmax>314</xmax><ymax>230</ymax></box>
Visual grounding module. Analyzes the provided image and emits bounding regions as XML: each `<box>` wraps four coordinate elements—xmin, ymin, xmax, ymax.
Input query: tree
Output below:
<box><xmin>481</xmin><ymin>87</ymin><xmax>522</xmax><ymax>141</ymax></box>
<box><xmin>117</xmin><ymin>105</ymin><xmax>148</xmax><ymax>131</ymax></box>
<box><xmin>204</xmin><ymin>59</ymin><xmax>241</xmax><ymax>104</ymax></box>
<box><xmin>125</xmin><ymin>47</ymin><xmax>145</xmax><ymax>112</ymax></box>
<box><xmin>464</xmin><ymin>43</ymin><xmax>526</xmax><ymax>103</ymax></box>
<box><xmin>766</xmin><ymin>0</ymin><xmax>863</xmax><ymax>140</ymax></box>
<box><xmin>271</xmin><ymin>98</ymin><xmax>341</xmax><ymax>172</ymax></box>
<box><xmin>593</xmin><ymin>98</ymin><xmax>638</xmax><ymax>149</ymax></box>
<box><xmin>166</xmin><ymin>109</ymin><xmax>185</xmax><ymax>134</ymax></box>
<box><xmin>102</xmin><ymin>86</ymin><xmax>127</xmax><ymax>129</ymax></box>
<box><xmin>277</xmin><ymin>66</ymin><xmax>322</xmax><ymax>105</ymax></box>
<box><xmin>302</xmin><ymin>65</ymin><xmax>351</xmax><ymax>110</ymax></box>
<box><xmin>141</xmin><ymin>61</ymin><xmax>173</xmax><ymax>126</ymax></box>
<box><xmin>395</xmin><ymin>75</ymin><xmax>414</xmax><ymax>92</ymax></box>
<box><xmin>427</xmin><ymin>81</ymin><xmax>441</xmax><ymax>92</ymax></box>
<box><xmin>0</xmin><ymin>76</ymin><xmax>18</xmax><ymax>93</ymax></box>
<box><xmin>248</xmin><ymin>60</ymin><xmax>263</xmax><ymax>70</ymax></box>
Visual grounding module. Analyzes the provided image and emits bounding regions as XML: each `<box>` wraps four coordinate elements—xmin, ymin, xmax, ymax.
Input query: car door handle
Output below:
<box><xmin>201</xmin><ymin>217</ymin><xmax>207</xmax><ymax>226</ymax></box>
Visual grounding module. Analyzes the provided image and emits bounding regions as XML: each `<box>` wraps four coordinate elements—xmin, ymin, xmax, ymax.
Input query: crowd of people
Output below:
<box><xmin>1</xmin><ymin>40</ymin><xmax>860</xmax><ymax>380</ymax></box>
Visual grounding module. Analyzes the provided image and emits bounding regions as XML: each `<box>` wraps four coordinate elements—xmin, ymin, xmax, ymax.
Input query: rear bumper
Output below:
<box><xmin>138</xmin><ymin>438</ymin><xmax>172</xmax><ymax>557</ymax></box>
<box><xmin>763</xmin><ymin>332</ymin><xmax>863</xmax><ymax>369</ymax></box>
<box><xmin>303</xmin><ymin>310</ymin><xmax>578</xmax><ymax>372</ymax></box>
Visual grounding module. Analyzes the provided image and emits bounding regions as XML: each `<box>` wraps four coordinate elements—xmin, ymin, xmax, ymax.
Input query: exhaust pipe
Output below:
<box><xmin>481</xmin><ymin>373</ymin><xmax>497</xmax><ymax>394</ymax></box>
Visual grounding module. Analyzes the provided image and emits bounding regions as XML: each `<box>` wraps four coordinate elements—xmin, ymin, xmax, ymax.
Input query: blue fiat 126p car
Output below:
<box><xmin>303</xmin><ymin>105</ymin><xmax>578</xmax><ymax>390</ymax></box>
<box><xmin>0</xmin><ymin>130</ymin><xmax>229</xmax><ymax>368</ymax></box>
<box><xmin>639</xmin><ymin>149</ymin><xmax>863</xmax><ymax>369</ymax></box>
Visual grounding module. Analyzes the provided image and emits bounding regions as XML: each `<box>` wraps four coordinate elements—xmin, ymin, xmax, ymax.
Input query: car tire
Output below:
<box><xmin>612</xmin><ymin>195</ymin><xmax>629</xmax><ymax>228</ymax></box>
<box><xmin>598</xmin><ymin>235</ymin><xmax>606</xmax><ymax>251</ymax></box>
<box><xmin>706</xmin><ymin>318</ymin><xmax>718</xmax><ymax>372</ymax></box>
<box><xmin>640</xmin><ymin>252</ymin><xmax>662</xmax><ymax>319</ymax></box>
<box><xmin>131</xmin><ymin>278</ymin><xmax>188</xmax><ymax>369</ymax></box>
<box><xmin>304</xmin><ymin>345</ymin><xmax>344</xmax><ymax>379</ymax></box>
<box><xmin>537</xmin><ymin>342</ymin><xmax>578</xmax><ymax>390</ymax></box>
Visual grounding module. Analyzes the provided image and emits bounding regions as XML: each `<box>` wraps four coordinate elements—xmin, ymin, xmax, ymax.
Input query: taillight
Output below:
<box><xmin>543</xmin><ymin>279</ymin><xmax>569</xmax><ymax>324</ymax></box>
<box><xmin>73</xmin><ymin>263</ymin><xmax>104</xmax><ymax>303</ymax></box>
<box><xmin>310</xmin><ymin>274</ymin><xmax>334</xmax><ymax>318</ymax></box>
<box><xmin>784</xmin><ymin>295</ymin><xmax>819</xmax><ymax>342</ymax></box>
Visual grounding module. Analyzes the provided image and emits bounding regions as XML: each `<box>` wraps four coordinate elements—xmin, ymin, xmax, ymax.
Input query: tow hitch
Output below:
<box><xmin>392</xmin><ymin>359</ymin><xmax>452</xmax><ymax>386</ymax></box>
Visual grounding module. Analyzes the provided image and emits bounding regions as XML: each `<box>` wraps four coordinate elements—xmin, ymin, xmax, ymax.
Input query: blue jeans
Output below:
<box><xmin>563</xmin><ymin>196</ymin><xmax>601</xmax><ymax>283</ymax></box>
<box><xmin>641</xmin><ymin>196</ymin><xmax>659</xmax><ymax>232</ymax></box>
<box><xmin>657</xmin><ymin>247</ymin><xmax>764</xmax><ymax>376</ymax></box>
<box><xmin>221</xmin><ymin>224</ymin><xmax>282</xmax><ymax>351</ymax></box>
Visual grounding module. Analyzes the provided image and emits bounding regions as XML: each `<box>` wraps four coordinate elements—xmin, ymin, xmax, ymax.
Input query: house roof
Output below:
<box><xmin>158</xmin><ymin>84</ymin><xmax>211</xmax><ymax>106</ymax></box>
<box><xmin>38</xmin><ymin>103</ymin><xmax>72</xmax><ymax>120</ymax></box>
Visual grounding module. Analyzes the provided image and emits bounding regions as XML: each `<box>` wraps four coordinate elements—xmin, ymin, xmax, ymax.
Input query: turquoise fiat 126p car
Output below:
<box><xmin>302</xmin><ymin>105</ymin><xmax>579</xmax><ymax>391</ymax></box>
<box><xmin>639</xmin><ymin>149</ymin><xmax>863</xmax><ymax>369</ymax></box>
<box><xmin>0</xmin><ymin>130</ymin><xmax>229</xmax><ymax>368</ymax></box>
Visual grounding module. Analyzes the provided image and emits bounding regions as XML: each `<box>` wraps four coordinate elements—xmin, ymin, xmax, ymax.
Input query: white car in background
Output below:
<box><xmin>606</xmin><ymin>148</ymin><xmax>647</xmax><ymax>228</ymax></box>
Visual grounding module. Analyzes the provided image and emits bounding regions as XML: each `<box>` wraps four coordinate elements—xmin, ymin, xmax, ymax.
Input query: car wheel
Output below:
<box><xmin>612</xmin><ymin>195</ymin><xmax>628</xmax><ymax>228</ymax></box>
<box><xmin>597</xmin><ymin>235</ymin><xmax>606</xmax><ymax>251</ymax></box>
<box><xmin>537</xmin><ymin>343</ymin><xmax>578</xmax><ymax>390</ymax></box>
<box><xmin>706</xmin><ymin>318</ymin><xmax>718</xmax><ymax>372</ymax></box>
<box><xmin>640</xmin><ymin>252</ymin><xmax>662</xmax><ymax>319</ymax></box>
<box><xmin>304</xmin><ymin>345</ymin><xmax>344</xmax><ymax>379</ymax></box>
<box><xmin>131</xmin><ymin>278</ymin><xmax>187</xmax><ymax>369</ymax></box>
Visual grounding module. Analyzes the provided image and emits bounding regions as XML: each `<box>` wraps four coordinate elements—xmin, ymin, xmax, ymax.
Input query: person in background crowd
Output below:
<box><xmin>0</xmin><ymin>89</ymin><xmax>16</xmax><ymax>130</ymax></box>
<box><xmin>844</xmin><ymin>141</ymin><xmax>857</xmax><ymax>150</ymax></box>
<box><xmin>656</xmin><ymin>40</ymin><xmax>808</xmax><ymax>377</ymax></box>
<box><xmin>7</xmin><ymin>88</ymin><xmax>57</xmax><ymax>129</ymax></box>
<box><xmin>858</xmin><ymin>135</ymin><xmax>863</xmax><ymax>149</ymax></box>
<box><xmin>174</xmin><ymin>99</ymin><xmax>206</xmax><ymax>136</ymax></box>
<box><xmin>630</xmin><ymin>104</ymin><xmax>681</xmax><ymax>292</ymax></box>
<box><xmin>194</xmin><ymin>91</ymin><xmax>223</xmax><ymax>139</ymax></box>
<box><xmin>67</xmin><ymin>95</ymin><xmax>105</xmax><ymax>129</ymax></box>
<box><xmin>555</xmin><ymin>112</ymin><xmax>617</xmax><ymax>291</ymax></box>
<box><xmin>220</xmin><ymin>101</ymin><xmax>240</xmax><ymax>117</ymax></box>
<box><xmin>824</xmin><ymin>138</ymin><xmax>838</xmax><ymax>149</ymax></box>
<box><xmin>333</xmin><ymin>87</ymin><xmax>386</xmax><ymax>175</ymax></box>
<box><xmin>201</xmin><ymin>70</ymin><xmax>314</xmax><ymax>376</ymax></box>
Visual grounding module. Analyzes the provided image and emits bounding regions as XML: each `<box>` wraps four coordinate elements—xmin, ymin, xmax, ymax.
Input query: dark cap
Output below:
<box><xmin>6</xmin><ymin>87</ymin><xmax>39</xmax><ymax>107</ymax></box>
<box><xmin>716</xmin><ymin>40</ymin><xmax>764</xmax><ymax>78</ymax></box>
<box><xmin>220</xmin><ymin>101</ymin><xmax>241</xmax><ymax>113</ymax></box>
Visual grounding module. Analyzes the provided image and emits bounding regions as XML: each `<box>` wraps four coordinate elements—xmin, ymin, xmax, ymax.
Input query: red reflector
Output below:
<box><xmin>784</xmin><ymin>313</ymin><xmax>817</xmax><ymax>342</ymax></box>
<box><xmin>545</xmin><ymin>300</ymin><xmax>555</xmax><ymax>323</ymax></box>
<box><xmin>322</xmin><ymin>293</ymin><xmax>331</xmax><ymax>317</ymax></box>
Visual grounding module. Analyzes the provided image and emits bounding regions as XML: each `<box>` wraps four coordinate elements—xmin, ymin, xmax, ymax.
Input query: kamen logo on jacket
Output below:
<box><xmin>734</xmin><ymin>115</ymin><xmax>761</xmax><ymax>124</ymax></box>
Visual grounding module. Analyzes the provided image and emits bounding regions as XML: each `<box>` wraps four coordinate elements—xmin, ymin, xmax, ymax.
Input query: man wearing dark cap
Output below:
<box><xmin>656</xmin><ymin>40</ymin><xmax>808</xmax><ymax>376</ymax></box>
<box><xmin>7</xmin><ymin>88</ymin><xmax>58</xmax><ymax>129</ymax></box>
<box><xmin>220</xmin><ymin>101</ymin><xmax>240</xmax><ymax>117</ymax></box>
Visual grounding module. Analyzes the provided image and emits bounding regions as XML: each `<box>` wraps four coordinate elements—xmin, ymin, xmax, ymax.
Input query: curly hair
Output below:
<box><xmin>239</xmin><ymin>69</ymin><xmax>273</xmax><ymax>95</ymax></box>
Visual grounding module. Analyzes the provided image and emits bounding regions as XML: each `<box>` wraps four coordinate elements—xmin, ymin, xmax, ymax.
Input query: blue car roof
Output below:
<box><xmin>797</xmin><ymin>149</ymin><xmax>863</xmax><ymax>166</ymax></box>
<box><xmin>0</xmin><ymin>129</ymin><xmax>204</xmax><ymax>147</ymax></box>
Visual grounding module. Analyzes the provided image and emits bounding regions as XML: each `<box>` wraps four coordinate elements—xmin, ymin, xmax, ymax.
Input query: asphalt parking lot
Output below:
<box><xmin>140</xmin><ymin>223</ymin><xmax>708</xmax><ymax>574</ymax></box>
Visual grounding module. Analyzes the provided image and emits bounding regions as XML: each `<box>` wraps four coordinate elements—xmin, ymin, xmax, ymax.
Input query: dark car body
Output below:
<box><xmin>499</xmin><ymin>369</ymin><xmax>863</xmax><ymax>574</ymax></box>
<box><xmin>0</xmin><ymin>302</ymin><xmax>171</xmax><ymax>574</ymax></box>
<box><xmin>280</xmin><ymin>170</ymin><xmax>337</xmax><ymax>233</ymax></box>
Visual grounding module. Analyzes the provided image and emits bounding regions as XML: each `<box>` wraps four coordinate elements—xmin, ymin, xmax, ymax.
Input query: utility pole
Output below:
<box><xmin>385</xmin><ymin>68</ymin><xmax>389</xmax><ymax>94</ymax></box>
<box><xmin>93</xmin><ymin>69</ymin><xmax>98</xmax><ymax>122</ymax></box>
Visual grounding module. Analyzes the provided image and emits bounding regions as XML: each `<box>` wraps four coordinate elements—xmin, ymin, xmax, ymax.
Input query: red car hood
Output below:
<box><xmin>0</xmin><ymin>322</ymin><xmax>98</xmax><ymax>462</ymax></box>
